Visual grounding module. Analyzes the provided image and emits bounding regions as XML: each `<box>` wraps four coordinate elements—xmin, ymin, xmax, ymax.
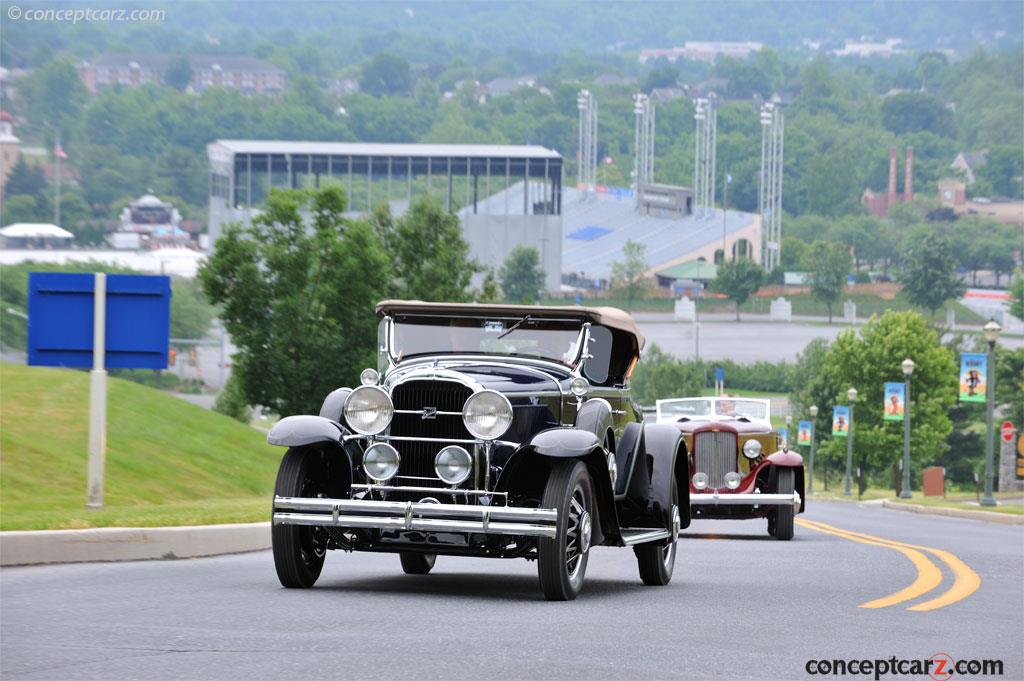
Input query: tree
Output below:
<box><xmin>630</xmin><ymin>344</ymin><xmax>703</xmax><ymax>405</ymax></box>
<box><xmin>804</xmin><ymin>241</ymin><xmax>851</xmax><ymax>324</ymax></box>
<box><xmin>609</xmin><ymin>240</ymin><xmax>651</xmax><ymax>310</ymax></box>
<box><xmin>641</xmin><ymin>64</ymin><xmax>679</xmax><ymax>93</ymax></box>
<box><xmin>814</xmin><ymin>312</ymin><xmax>957</xmax><ymax>480</ymax></box>
<box><xmin>712</xmin><ymin>258</ymin><xmax>763</xmax><ymax>321</ymax></box>
<box><xmin>359</xmin><ymin>53</ymin><xmax>414</xmax><ymax>97</ymax></box>
<box><xmin>476</xmin><ymin>268</ymin><xmax>502</xmax><ymax>303</ymax></box>
<box><xmin>881</xmin><ymin>92</ymin><xmax>956</xmax><ymax>138</ymax></box>
<box><xmin>499</xmin><ymin>245</ymin><xmax>545</xmax><ymax>304</ymax></box>
<box><xmin>1010</xmin><ymin>269</ymin><xmax>1024</xmax><ymax>320</ymax></box>
<box><xmin>385</xmin><ymin>196</ymin><xmax>477</xmax><ymax>302</ymax></box>
<box><xmin>169</xmin><ymin>278</ymin><xmax>215</xmax><ymax>339</ymax></box>
<box><xmin>977</xmin><ymin>145</ymin><xmax>1024</xmax><ymax>199</ymax></box>
<box><xmin>3</xmin><ymin>158</ymin><xmax>47</xmax><ymax>198</ymax></box>
<box><xmin>164</xmin><ymin>54</ymin><xmax>193</xmax><ymax>91</ymax></box>
<box><xmin>198</xmin><ymin>186</ymin><xmax>391</xmax><ymax>416</ymax></box>
<box><xmin>23</xmin><ymin>57</ymin><xmax>88</xmax><ymax>135</ymax></box>
<box><xmin>900</xmin><ymin>236</ymin><xmax>965</xmax><ymax>319</ymax></box>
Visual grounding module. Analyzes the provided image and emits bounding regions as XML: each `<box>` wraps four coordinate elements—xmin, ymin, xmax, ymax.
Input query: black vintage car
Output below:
<box><xmin>266</xmin><ymin>300</ymin><xmax>689</xmax><ymax>600</ymax></box>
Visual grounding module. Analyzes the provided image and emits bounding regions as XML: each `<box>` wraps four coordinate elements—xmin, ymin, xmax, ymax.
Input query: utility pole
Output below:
<box><xmin>577</xmin><ymin>90</ymin><xmax>597</xmax><ymax>198</ymax></box>
<box><xmin>900</xmin><ymin>359</ymin><xmax>915</xmax><ymax>499</ymax></box>
<box><xmin>843</xmin><ymin>388</ymin><xmax>857</xmax><ymax>497</ymax></box>
<box><xmin>759</xmin><ymin>100</ymin><xmax>784</xmax><ymax>271</ymax></box>
<box><xmin>982</xmin><ymin>321</ymin><xmax>1002</xmax><ymax>506</ymax></box>
<box><xmin>54</xmin><ymin>130</ymin><xmax>62</xmax><ymax>227</ymax></box>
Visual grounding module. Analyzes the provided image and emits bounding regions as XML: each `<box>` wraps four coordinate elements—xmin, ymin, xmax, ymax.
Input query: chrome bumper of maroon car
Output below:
<box><xmin>689</xmin><ymin>491</ymin><xmax>801</xmax><ymax>507</ymax></box>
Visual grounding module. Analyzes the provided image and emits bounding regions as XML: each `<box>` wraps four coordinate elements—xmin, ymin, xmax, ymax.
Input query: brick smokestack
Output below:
<box><xmin>904</xmin><ymin>146</ymin><xmax>914</xmax><ymax>201</ymax></box>
<box><xmin>888</xmin><ymin>146</ymin><xmax>898</xmax><ymax>206</ymax></box>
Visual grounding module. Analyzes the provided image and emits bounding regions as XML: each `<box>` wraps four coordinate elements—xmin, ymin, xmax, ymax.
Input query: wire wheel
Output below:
<box><xmin>538</xmin><ymin>460</ymin><xmax>594</xmax><ymax>601</ymax></box>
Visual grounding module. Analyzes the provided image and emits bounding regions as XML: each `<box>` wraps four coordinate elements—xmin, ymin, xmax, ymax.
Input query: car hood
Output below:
<box><xmin>668</xmin><ymin>418</ymin><xmax>772</xmax><ymax>435</ymax></box>
<box><xmin>384</xmin><ymin>357</ymin><xmax>569</xmax><ymax>396</ymax></box>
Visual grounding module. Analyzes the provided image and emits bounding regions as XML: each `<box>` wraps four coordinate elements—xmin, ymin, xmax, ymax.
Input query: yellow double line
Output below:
<box><xmin>795</xmin><ymin>518</ymin><xmax>981</xmax><ymax>611</ymax></box>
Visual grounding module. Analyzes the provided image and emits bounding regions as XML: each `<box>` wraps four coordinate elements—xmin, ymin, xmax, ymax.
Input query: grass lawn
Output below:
<box><xmin>809</xmin><ymin>483</ymin><xmax>1023</xmax><ymax>515</ymax></box>
<box><xmin>0</xmin><ymin>363</ymin><xmax>281</xmax><ymax>530</ymax></box>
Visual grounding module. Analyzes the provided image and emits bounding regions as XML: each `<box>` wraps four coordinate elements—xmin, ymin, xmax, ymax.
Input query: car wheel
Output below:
<box><xmin>538</xmin><ymin>460</ymin><xmax>594</xmax><ymax>601</ymax></box>
<box><xmin>773</xmin><ymin>467</ymin><xmax>795</xmax><ymax>541</ymax></box>
<box><xmin>399</xmin><ymin>552</ymin><xmax>436</xmax><ymax>575</ymax></box>
<box><xmin>272</xmin><ymin>448</ymin><xmax>328</xmax><ymax>588</ymax></box>
<box><xmin>635</xmin><ymin>477</ymin><xmax>679</xmax><ymax>586</ymax></box>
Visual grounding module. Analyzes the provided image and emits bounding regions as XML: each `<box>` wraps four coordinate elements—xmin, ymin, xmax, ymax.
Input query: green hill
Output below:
<box><xmin>0</xmin><ymin>364</ymin><xmax>281</xmax><ymax>530</ymax></box>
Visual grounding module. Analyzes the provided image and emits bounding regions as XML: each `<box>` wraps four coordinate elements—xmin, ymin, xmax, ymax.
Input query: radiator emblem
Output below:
<box><xmin>421</xmin><ymin>407</ymin><xmax>438</xmax><ymax>420</ymax></box>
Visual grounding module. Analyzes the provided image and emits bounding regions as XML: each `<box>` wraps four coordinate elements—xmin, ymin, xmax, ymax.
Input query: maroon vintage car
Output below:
<box><xmin>656</xmin><ymin>397</ymin><xmax>805</xmax><ymax>540</ymax></box>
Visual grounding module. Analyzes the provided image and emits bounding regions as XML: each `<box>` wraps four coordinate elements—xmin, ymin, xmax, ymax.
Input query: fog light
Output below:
<box><xmin>359</xmin><ymin>368</ymin><xmax>380</xmax><ymax>385</ymax></box>
<box><xmin>435</xmin><ymin>445</ymin><xmax>472</xmax><ymax>485</ymax></box>
<box><xmin>724</xmin><ymin>472</ymin><xmax>742</xmax><ymax>490</ymax></box>
<box><xmin>693</xmin><ymin>472</ymin><xmax>709</xmax><ymax>490</ymax></box>
<box><xmin>363</xmin><ymin>442</ymin><xmax>400</xmax><ymax>482</ymax></box>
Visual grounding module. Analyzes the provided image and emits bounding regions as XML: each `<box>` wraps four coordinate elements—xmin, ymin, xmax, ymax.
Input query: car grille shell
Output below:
<box><xmin>693</xmin><ymin>430</ymin><xmax>739</xmax><ymax>489</ymax></box>
<box><xmin>389</xmin><ymin>380</ymin><xmax>474</xmax><ymax>489</ymax></box>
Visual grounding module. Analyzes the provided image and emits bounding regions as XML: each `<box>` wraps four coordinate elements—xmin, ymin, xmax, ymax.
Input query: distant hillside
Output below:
<box><xmin>0</xmin><ymin>364</ymin><xmax>280</xmax><ymax>530</ymax></box>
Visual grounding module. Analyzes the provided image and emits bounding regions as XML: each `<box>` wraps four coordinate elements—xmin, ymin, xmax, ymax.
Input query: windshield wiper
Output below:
<box><xmin>497</xmin><ymin>315</ymin><xmax>531</xmax><ymax>340</ymax></box>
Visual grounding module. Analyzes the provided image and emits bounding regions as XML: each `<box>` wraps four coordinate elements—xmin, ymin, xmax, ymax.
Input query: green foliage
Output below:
<box><xmin>804</xmin><ymin>311</ymin><xmax>958</xmax><ymax>479</ymax></box>
<box><xmin>383</xmin><ymin>196</ymin><xmax>477</xmax><ymax>301</ymax></box>
<box><xmin>995</xmin><ymin>346</ymin><xmax>1024</xmax><ymax>431</ymax></box>
<box><xmin>199</xmin><ymin>186</ymin><xmax>391</xmax><ymax>416</ymax></box>
<box><xmin>499</xmin><ymin>245</ymin><xmax>545</xmax><ymax>304</ymax></box>
<box><xmin>475</xmin><ymin>268</ymin><xmax>502</xmax><ymax>303</ymax></box>
<box><xmin>641</xmin><ymin>65</ymin><xmax>679</xmax><ymax>93</ymax></box>
<box><xmin>360</xmin><ymin>53</ymin><xmax>414</xmax><ymax>97</ymax></box>
<box><xmin>214</xmin><ymin>372</ymin><xmax>252</xmax><ymax>423</ymax></box>
<box><xmin>881</xmin><ymin>92</ymin><xmax>956</xmax><ymax>137</ymax></box>
<box><xmin>631</xmin><ymin>344</ymin><xmax>703</xmax><ymax>405</ymax></box>
<box><xmin>163</xmin><ymin>54</ymin><xmax>193</xmax><ymax>91</ymax></box>
<box><xmin>1010</xmin><ymin>270</ymin><xmax>1024</xmax><ymax>320</ymax></box>
<box><xmin>610</xmin><ymin>240</ymin><xmax>652</xmax><ymax>310</ymax></box>
<box><xmin>21</xmin><ymin>57</ymin><xmax>88</xmax><ymax>135</ymax></box>
<box><xmin>899</xmin><ymin>235</ymin><xmax>965</xmax><ymax>317</ymax></box>
<box><xmin>804</xmin><ymin>241</ymin><xmax>852</xmax><ymax>323</ymax></box>
<box><xmin>712</xmin><ymin>258</ymin><xmax>763</xmax><ymax>320</ymax></box>
<box><xmin>978</xmin><ymin>145</ymin><xmax>1024</xmax><ymax>198</ymax></box>
<box><xmin>169</xmin><ymin>278</ymin><xmax>216</xmax><ymax>339</ymax></box>
<box><xmin>3</xmin><ymin>157</ymin><xmax>47</xmax><ymax>197</ymax></box>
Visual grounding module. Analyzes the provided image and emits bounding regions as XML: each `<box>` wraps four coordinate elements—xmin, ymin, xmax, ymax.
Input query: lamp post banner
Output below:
<box><xmin>959</xmin><ymin>352</ymin><xmax>987</xmax><ymax>403</ymax></box>
<box><xmin>884</xmin><ymin>382</ymin><xmax>905</xmax><ymax>421</ymax></box>
<box><xmin>832</xmin><ymin>406</ymin><xmax>850</xmax><ymax>437</ymax></box>
<box><xmin>797</xmin><ymin>421</ymin><xmax>813</xmax><ymax>446</ymax></box>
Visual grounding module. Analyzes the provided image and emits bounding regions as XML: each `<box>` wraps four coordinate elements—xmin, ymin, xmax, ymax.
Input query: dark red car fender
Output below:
<box><xmin>765</xmin><ymin>450</ymin><xmax>803</xmax><ymax>467</ymax></box>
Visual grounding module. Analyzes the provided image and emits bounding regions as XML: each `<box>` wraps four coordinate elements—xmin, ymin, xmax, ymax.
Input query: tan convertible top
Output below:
<box><xmin>376</xmin><ymin>299</ymin><xmax>644</xmax><ymax>349</ymax></box>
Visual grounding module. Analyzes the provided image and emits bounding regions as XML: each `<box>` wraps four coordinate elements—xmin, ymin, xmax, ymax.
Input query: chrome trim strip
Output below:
<box><xmin>274</xmin><ymin>496</ymin><xmax>555</xmax><ymax>522</ymax></box>
<box><xmin>689</xmin><ymin>491</ymin><xmax>801</xmax><ymax>507</ymax></box>
<box><xmin>393</xmin><ymin>409</ymin><xmax>463</xmax><ymax>416</ymax></box>
<box><xmin>620</xmin><ymin>528</ymin><xmax>671</xmax><ymax>545</ymax></box>
<box><xmin>372</xmin><ymin>434</ymin><xmax>520</xmax><ymax>447</ymax></box>
<box><xmin>351</xmin><ymin>483</ymin><xmax>508</xmax><ymax>499</ymax></box>
<box><xmin>273</xmin><ymin>513</ymin><xmax>557</xmax><ymax>538</ymax></box>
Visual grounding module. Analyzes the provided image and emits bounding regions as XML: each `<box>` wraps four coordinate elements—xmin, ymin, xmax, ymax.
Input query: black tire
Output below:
<box><xmin>537</xmin><ymin>460</ymin><xmax>594</xmax><ymax>601</ymax></box>
<box><xmin>635</xmin><ymin>477</ymin><xmax>679</xmax><ymax>586</ymax></box>
<box><xmin>272</xmin><ymin>448</ymin><xmax>328</xmax><ymax>588</ymax></box>
<box><xmin>773</xmin><ymin>467</ymin><xmax>795</xmax><ymax>541</ymax></box>
<box><xmin>399</xmin><ymin>552</ymin><xmax>436</xmax><ymax>575</ymax></box>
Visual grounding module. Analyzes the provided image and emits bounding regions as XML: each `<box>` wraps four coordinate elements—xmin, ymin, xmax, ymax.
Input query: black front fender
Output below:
<box><xmin>267</xmin><ymin>415</ymin><xmax>347</xmax><ymax>447</ymax></box>
<box><xmin>644</xmin><ymin>423</ymin><xmax>690</xmax><ymax>531</ymax></box>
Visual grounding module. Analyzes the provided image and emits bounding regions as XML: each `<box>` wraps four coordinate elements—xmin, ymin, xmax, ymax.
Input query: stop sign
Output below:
<box><xmin>1002</xmin><ymin>421</ymin><xmax>1016</xmax><ymax>442</ymax></box>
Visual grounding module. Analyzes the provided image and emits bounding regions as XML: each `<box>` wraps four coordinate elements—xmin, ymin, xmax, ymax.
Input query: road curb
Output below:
<box><xmin>0</xmin><ymin>522</ymin><xmax>270</xmax><ymax>566</ymax></box>
<box><xmin>881</xmin><ymin>499</ymin><xmax>1024</xmax><ymax>525</ymax></box>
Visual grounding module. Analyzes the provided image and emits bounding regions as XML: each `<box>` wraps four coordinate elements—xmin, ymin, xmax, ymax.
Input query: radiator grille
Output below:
<box><xmin>694</xmin><ymin>431</ymin><xmax>738</xmax><ymax>489</ymax></box>
<box><xmin>389</xmin><ymin>380</ymin><xmax>474</xmax><ymax>488</ymax></box>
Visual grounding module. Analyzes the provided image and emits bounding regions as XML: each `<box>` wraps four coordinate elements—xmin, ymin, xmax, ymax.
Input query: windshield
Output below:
<box><xmin>390</xmin><ymin>314</ymin><xmax>586</xmax><ymax>365</ymax></box>
<box><xmin>658</xmin><ymin>398</ymin><xmax>770</xmax><ymax>421</ymax></box>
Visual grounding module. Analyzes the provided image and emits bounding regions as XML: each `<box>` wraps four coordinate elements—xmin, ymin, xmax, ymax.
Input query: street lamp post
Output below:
<box><xmin>785</xmin><ymin>414</ymin><xmax>793</xmax><ymax>447</ymax></box>
<box><xmin>900</xmin><ymin>358</ymin><xmax>915</xmax><ymax>499</ymax></box>
<box><xmin>844</xmin><ymin>387</ymin><xmax>858</xmax><ymax>497</ymax></box>
<box><xmin>808</xmin><ymin>405</ymin><xmax>818</xmax><ymax>495</ymax></box>
<box><xmin>981</xmin><ymin>320</ymin><xmax>1002</xmax><ymax>507</ymax></box>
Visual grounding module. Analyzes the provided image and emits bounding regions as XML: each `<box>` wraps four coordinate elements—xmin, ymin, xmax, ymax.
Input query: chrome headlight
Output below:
<box><xmin>693</xmin><ymin>472</ymin><xmax>709</xmax><ymax>490</ymax></box>
<box><xmin>724</xmin><ymin>471</ymin><xmax>742</xmax><ymax>490</ymax></box>
<box><xmin>363</xmin><ymin>442</ymin><xmax>400</xmax><ymax>482</ymax></box>
<box><xmin>343</xmin><ymin>385</ymin><xmax>394</xmax><ymax>435</ymax></box>
<box><xmin>462</xmin><ymin>390</ymin><xmax>513</xmax><ymax>440</ymax></box>
<box><xmin>359</xmin><ymin>367</ymin><xmax>380</xmax><ymax>385</ymax></box>
<box><xmin>435</xmin><ymin>445</ymin><xmax>473</xmax><ymax>485</ymax></box>
<box><xmin>743</xmin><ymin>439</ymin><xmax>762</xmax><ymax>459</ymax></box>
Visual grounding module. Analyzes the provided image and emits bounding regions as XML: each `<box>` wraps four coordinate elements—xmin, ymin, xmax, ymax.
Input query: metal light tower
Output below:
<box><xmin>577</xmin><ymin>90</ymin><xmax>598</xmax><ymax>197</ymax></box>
<box><xmin>693</xmin><ymin>97</ymin><xmax>717</xmax><ymax>219</ymax></box>
<box><xmin>758</xmin><ymin>101</ymin><xmax>784</xmax><ymax>270</ymax></box>
<box><xmin>633</xmin><ymin>93</ymin><xmax>655</xmax><ymax>209</ymax></box>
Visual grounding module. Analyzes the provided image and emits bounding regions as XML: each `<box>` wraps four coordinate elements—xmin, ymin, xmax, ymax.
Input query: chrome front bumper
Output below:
<box><xmin>689</xmin><ymin>491</ymin><xmax>802</xmax><ymax>507</ymax></box>
<box><xmin>272</xmin><ymin>496</ymin><xmax>559</xmax><ymax>539</ymax></box>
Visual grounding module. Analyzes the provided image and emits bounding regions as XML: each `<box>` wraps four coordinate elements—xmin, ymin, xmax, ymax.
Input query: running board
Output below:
<box><xmin>620</xmin><ymin>528</ymin><xmax>670</xmax><ymax>545</ymax></box>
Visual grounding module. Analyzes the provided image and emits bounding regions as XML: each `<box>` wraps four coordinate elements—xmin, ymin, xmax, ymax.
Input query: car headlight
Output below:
<box><xmin>742</xmin><ymin>439</ymin><xmax>762</xmax><ymax>459</ymax></box>
<box><xmin>693</xmin><ymin>472</ymin><xmax>709</xmax><ymax>490</ymax></box>
<box><xmin>343</xmin><ymin>385</ymin><xmax>394</xmax><ymax>435</ymax></box>
<box><xmin>462</xmin><ymin>390</ymin><xmax>513</xmax><ymax>440</ymax></box>
<box><xmin>435</xmin><ymin>445</ymin><xmax>473</xmax><ymax>485</ymax></box>
<box><xmin>363</xmin><ymin>442</ymin><xmax>400</xmax><ymax>482</ymax></box>
<box><xmin>725</xmin><ymin>471</ymin><xmax>742</xmax><ymax>490</ymax></box>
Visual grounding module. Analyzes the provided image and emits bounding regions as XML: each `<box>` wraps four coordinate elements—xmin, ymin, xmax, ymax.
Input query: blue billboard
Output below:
<box><xmin>27</xmin><ymin>273</ymin><xmax>171</xmax><ymax>369</ymax></box>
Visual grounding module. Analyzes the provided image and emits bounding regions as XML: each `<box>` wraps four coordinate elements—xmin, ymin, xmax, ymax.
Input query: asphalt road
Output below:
<box><xmin>2</xmin><ymin>501</ymin><xmax>1021</xmax><ymax>681</ymax></box>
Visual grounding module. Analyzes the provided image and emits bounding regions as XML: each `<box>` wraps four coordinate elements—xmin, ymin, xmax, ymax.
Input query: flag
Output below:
<box><xmin>884</xmin><ymin>382</ymin><xmax>905</xmax><ymax>421</ymax></box>
<box><xmin>54</xmin><ymin>144</ymin><xmax>68</xmax><ymax>160</ymax></box>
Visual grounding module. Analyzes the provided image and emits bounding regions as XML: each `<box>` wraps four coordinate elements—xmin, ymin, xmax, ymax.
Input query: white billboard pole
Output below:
<box><xmin>87</xmin><ymin>272</ymin><xmax>108</xmax><ymax>508</ymax></box>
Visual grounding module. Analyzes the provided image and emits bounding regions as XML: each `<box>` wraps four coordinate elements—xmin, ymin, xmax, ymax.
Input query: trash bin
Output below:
<box><xmin>922</xmin><ymin>466</ymin><xmax>945</xmax><ymax>497</ymax></box>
